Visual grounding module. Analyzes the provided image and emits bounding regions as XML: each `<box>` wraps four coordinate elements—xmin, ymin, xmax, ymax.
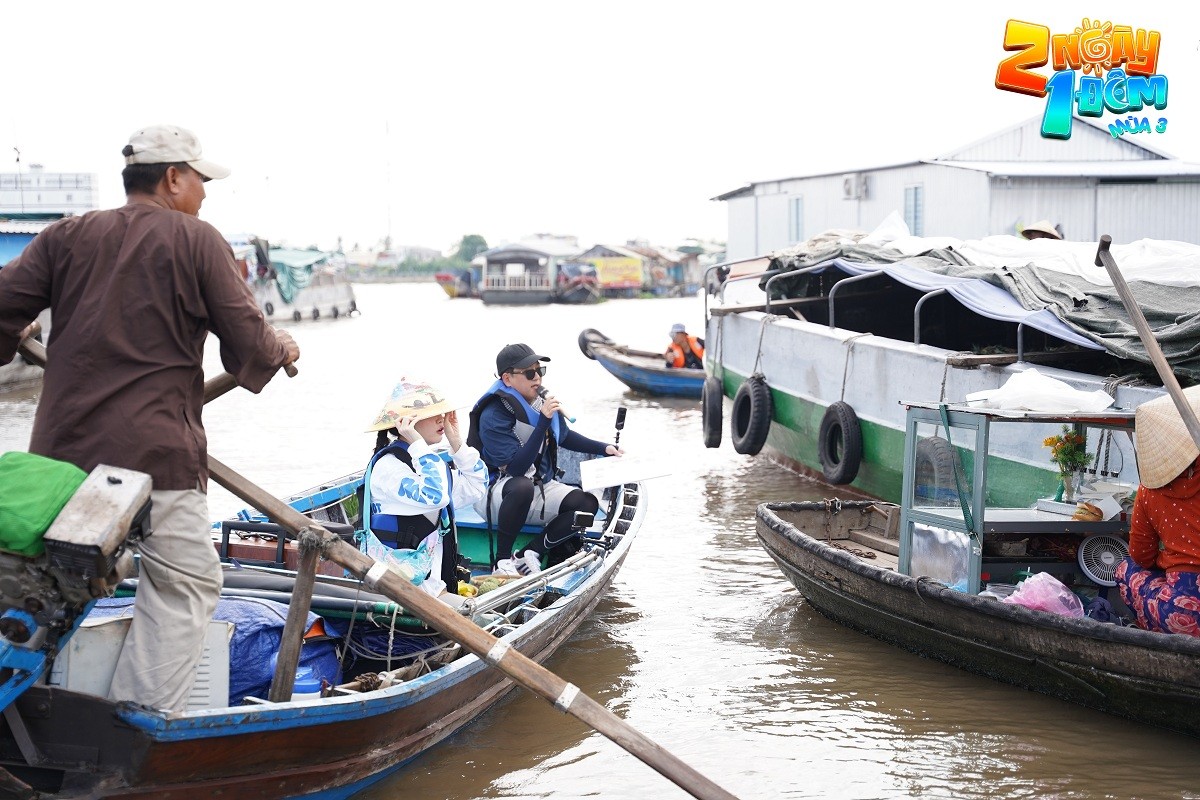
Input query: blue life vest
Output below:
<box><xmin>365</xmin><ymin>441</ymin><xmax>455</xmax><ymax>550</ymax></box>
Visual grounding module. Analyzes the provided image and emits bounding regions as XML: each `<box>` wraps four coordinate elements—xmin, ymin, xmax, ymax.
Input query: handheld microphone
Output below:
<box><xmin>537</xmin><ymin>386</ymin><xmax>576</xmax><ymax>423</ymax></box>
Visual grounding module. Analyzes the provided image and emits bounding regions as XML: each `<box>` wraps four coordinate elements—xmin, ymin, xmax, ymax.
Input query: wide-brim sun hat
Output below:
<box><xmin>1020</xmin><ymin>219</ymin><xmax>1062</xmax><ymax>240</ymax></box>
<box><xmin>1134</xmin><ymin>385</ymin><xmax>1200</xmax><ymax>488</ymax></box>
<box><xmin>366</xmin><ymin>379</ymin><xmax>457</xmax><ymax>432</ymax></box>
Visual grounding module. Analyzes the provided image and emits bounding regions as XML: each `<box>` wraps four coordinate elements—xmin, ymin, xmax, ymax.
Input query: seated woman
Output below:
<box><xmin>363</xmin><ymin>380</ymin><xmax>488</xmax><ymax>599</ymax></box>
<box><xmin>1115</xmin><ymin>387</ymin><xmax>1200</xmax><ymax>637</ymax></box>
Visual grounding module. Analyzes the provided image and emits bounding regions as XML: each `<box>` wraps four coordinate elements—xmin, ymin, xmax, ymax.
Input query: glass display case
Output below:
<box><xmin>897</xmin><ymin>402</ymin><xmax>1135</xmax><ymax>594</ymax></box>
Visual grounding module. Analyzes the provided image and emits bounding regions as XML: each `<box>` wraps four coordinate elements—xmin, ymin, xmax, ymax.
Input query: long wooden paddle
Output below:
<box><xmin>1095</xmin><ymin>235</ymin><xmax>1200</xmax><ymax>449</ymax></box>
<box><xmin>14</xmin><ymin>330</ymin><xmax>740</xmax><ymax>800</ymax></box>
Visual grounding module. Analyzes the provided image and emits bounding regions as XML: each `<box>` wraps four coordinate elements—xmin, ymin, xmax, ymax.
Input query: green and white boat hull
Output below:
<box><xmin>707</xmin><ymin>311</ymin><xmax>1160</xmax><ymax>504</ymax></box>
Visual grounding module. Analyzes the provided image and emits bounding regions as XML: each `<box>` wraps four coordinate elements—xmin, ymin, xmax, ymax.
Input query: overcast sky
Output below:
<box><xmin>5</xmin><ymin>2</ymin><xmax>1198</xmax><ymax>254</ymax></box>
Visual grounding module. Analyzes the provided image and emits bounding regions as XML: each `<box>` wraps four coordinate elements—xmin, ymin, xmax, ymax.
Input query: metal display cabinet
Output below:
<box><xmin>898</xmin><ymin>402</ymin><xmax>1135</xmax><ymax>595</ymax></box>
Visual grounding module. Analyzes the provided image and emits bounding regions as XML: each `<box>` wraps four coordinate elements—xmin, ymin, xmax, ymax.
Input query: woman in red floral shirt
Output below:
<box><xmin>1116</xmin><ymin>387</ymin><xmax>1200</xmax><ymax>637</ymax></box>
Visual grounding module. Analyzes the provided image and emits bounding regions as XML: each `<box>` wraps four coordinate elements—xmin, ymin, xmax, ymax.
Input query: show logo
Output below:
<box><xmin>995</xmin><ymin>18</ymin><xmax>1167</xmax><ymax>140</ymax></box>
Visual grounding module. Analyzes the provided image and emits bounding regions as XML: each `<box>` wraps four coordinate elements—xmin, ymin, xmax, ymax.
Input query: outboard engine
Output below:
<box><xmin>0</xmin><ymin>465</ymin><xmax>150</xmax><ymax>704</ymax></box>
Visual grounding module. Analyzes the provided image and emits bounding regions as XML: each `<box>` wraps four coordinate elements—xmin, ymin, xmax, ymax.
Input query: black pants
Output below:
<box><xmin>495</xmin><ymin>477</ymin><xmax>599</xmax><ymax>567</ymax></box>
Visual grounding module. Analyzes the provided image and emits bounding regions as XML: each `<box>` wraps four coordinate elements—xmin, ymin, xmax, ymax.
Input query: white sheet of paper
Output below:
<box><xmin>579</xmin><ymin>455</ymin><xmax>670</xmax><ymax>491</ymax></box>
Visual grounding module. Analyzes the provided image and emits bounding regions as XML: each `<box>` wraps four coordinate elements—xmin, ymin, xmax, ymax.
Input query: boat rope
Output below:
<box><xmin>820</xmin><ymin>499</ymin><xmax>876</xmax><ymax>558</ymax></box>
<box><xmin>939</xmin><ymin>360</ymin><xmax>951</xmax><ymax>402</ymax></box>
<box><xmin>839</xmin><ymin>333</ymin><xmax>872</xmax><ymax>403</ymax></box>
<box><xmin>752</xmin><ymin>314</ymin><xmax>780</xmax><ymax>376</ymax></box>
<box><xmin>386</xmin><ymin>605</ymin><xmax>399</xmax><ymax>673</ymax></box>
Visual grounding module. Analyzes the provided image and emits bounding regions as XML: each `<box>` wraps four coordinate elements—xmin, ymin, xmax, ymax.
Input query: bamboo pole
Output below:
<box><xmin>206</xmin><ymin>456</ymin><xmax>740</xmax><ymax>800</ymax></box>
<box><xmin>1095</xmin><ymin>235</ymin><xmax>1200</xmax><ymax>449</ymax></box>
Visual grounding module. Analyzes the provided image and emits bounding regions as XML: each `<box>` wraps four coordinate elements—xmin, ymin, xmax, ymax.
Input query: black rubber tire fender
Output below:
<box><xmin>730</xmin><ymin>376</ymin><xmax>772</xmax><ymax>456</ymax></box>
<box><xmin>702</xmin><ymin>376</ymin><xmax>723</xmax><ymax>449</ymax></box>
<box><xmin>292</xmin><ymin>310</ymin><xmax>302</xmax><ymax>322</ymax></box>
<box><xmin>264</xmin><ymin>301</ymin><xmax>275</xmax><ymax>316</ymax></box>
<box><xmin>914</xmin><ymin>436</ymin><xmax>960</xmax><ymax>504</ymax></box>
<box><xmin>331</xmin><ymin>306</ymin><xmax>340</xmax><ymax>319</ymax></box>
<box><xmin>818</xmin><ymin>401</ymin><xmax>862</xmax><ymax>484</ymax></box>
<box><xmin>577</xmin><ymin>328</ymin><xmax>611</xmax><ymax>360</ymax></box>
<box><xmin>311</xmin><ymin>308</ymin><xmax>320</xmax><ymax>321</ymax></box>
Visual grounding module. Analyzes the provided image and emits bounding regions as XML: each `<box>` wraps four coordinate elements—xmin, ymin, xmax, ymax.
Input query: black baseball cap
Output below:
<box><xmin>496</xmin><ymin>343</ymin><xmax>550</xmax><ymax>375</ymax></box>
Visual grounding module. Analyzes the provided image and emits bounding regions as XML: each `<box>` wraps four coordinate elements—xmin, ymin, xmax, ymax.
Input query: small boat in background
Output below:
<box><xmin>227</xmin><ymin>234</ymin><xmax>358</xmax><ymax>322</ymax></box>
<box><xmin>578</xmin><ymin>329</ymin><xmax>704</xmax><ymax>398</ymax></box>
<box><xmin>434</xmin><ymin>265</ymin><xmax>482</xmax><ymax>299</ymax></box>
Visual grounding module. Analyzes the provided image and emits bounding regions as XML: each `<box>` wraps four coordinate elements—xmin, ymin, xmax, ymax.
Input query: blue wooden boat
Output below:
<box><xmin>0</xmin><ymin>468</ymin><xmax>646</xmax><ymax>798</ymax></box>
<box><xmin>579</xmin><ymin>329</ymin><xmax>704</xmax><ymax>398</ymax></box>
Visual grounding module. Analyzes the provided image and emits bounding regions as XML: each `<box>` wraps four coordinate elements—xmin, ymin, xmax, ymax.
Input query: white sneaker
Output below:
<box><xmin>518</xmin><ymin>550</ymin><xmax>542</xmax><ymax>576</ymax></box>
<box><xmin>494</xmin><ymin>558</ymin><xmax>522</xmax><ymax>576</ymax></box>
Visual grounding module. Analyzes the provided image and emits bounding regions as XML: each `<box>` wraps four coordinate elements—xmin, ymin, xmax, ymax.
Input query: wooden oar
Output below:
<box><xmin>207</xmin><ymin>456</ymin><xmax>739</xmax><ymax>800</ymax></box>
<box><xmin>15</xmin><ymin>328</ymin><xmax>739</xmax><ymax>800</ymax></box>
<box><xmin>1095</xmin><ymin>235</ymin><xmax>1200</xmax><ymax>448</ymax></box>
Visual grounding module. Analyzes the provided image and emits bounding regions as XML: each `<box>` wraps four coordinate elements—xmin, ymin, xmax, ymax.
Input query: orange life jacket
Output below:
<box><xmin>666</xmin><ymin>335</ymin><xmax>704</xmax><ymax>368</ymax></box>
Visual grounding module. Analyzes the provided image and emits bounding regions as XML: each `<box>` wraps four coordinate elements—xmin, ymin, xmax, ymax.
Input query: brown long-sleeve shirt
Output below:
<box><xmin>0</xmin><ymin>204</ymin><xmax>288</xmax><ymax>490</ymax></box>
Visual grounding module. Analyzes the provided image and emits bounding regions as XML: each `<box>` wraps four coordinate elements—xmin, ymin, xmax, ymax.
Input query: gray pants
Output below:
<box><xmin>109</xmin><ymin>489</ymin><xmax>223</xmax><ymax>711</ymax></box>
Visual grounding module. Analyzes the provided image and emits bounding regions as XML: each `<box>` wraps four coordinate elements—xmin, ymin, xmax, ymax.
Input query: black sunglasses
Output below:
<box><xmin>509</xmin><ymin>365</ymin><xmax>547</xmax><ymax>380</ymax></box>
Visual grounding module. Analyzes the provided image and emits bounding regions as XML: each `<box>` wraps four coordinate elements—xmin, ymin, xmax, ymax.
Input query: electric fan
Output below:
<box><xmin>1077</xmin><ymin>534</ymin><xmax>1130</xmax><ymax>587</ymax></box>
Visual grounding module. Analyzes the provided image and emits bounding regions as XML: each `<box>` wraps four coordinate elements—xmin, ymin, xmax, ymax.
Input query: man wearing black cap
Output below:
<box><xmin>468</xmin><ymin>343</ymin><xmax>623</xmax><ymax>574</ymax></box>
<box><xmin>0</xmin><ymin>124</ymin><xmax>298</xmax><ymax>711</ymax></box>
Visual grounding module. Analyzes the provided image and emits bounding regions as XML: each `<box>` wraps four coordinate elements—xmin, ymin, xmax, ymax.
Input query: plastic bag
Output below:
<box><xmin>964</xmin><ymin>368</ymin><xmax>1113</xmax><ymax>413</ymax></box>
<box><xmin>1000</xmin><ymin>572</ymin><xmax>1084</xmax><ymax>617</ymax></box>
<box><xmin>359</xmin><ymin>528</ymin><xmax>438</xmax><ymax>585</ymax></box>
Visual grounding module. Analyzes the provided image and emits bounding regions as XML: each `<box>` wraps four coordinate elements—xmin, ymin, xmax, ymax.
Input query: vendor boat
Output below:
<box><xmin>578</xmin><ymin>329</ymin><xmax>704</xmax><ymax>398</ymax></box>
<box><xmin>705</xmin><ymin>233</ymin><xmax>1182</xmax><ymax>501</ymax></box>
<box><xmin>226</xmin><ymin>234</ymin><xmax>358</xmax><ymax>322</ymax></box>
<box><xmin>755</xmin><ymin>400</ymin><xmax>1200</xmax><ymax>738</ymax></box>
<box><xmin>0</xmin><ymin>464</ymin><xmax>646</xmax><ymax>797</ymax></box>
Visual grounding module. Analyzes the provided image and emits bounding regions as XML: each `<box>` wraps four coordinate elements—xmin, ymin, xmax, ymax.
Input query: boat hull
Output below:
<box><xmin>480</xmin><ymin>289</ymin><xmax>553</xmax><ymax>305</ymax></box>
<box><xmin>255</xmin><ymin>274</ymin><xmax>357</xmax><ymax>323</ymax></box>
<box><xmin>756</xmin><ymin>501</ymin><xmax>1200</xmax><ymax>737</ymax></box>
<box><xmin>709</xmin><ymin>311</ymin><xmax>1161</xmax><ymax>502</ymax></box>
<box><xmin>591</xmin><ymin>343</ymin><xmax>703</xmax><ymax>398</ymax></box>
<box><xmin>0</xmin><ymin>478</ymin><xmax>646</xmax><ymax>798</ymax></box>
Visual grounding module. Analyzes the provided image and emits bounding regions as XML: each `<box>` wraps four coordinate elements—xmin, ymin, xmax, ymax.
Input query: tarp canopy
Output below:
<box><xmin>822</xmin><ymin>258</ymin><xmax>1100</xmax><ymax>350</ymax></box>
<box><xmin>269</xmin><ymin>248</ymin><xmax>330</xmax><ymax>305</ymax></box>
<box><xmin>763</xmin><ymin>221</ymin><xmax>1200</xmax><ymax>381</ymax></box>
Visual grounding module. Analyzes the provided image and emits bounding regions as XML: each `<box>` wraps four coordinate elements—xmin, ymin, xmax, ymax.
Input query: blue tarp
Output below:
<box><xmin>825</xmin><ymin>258</ymin><xmax>1101</xmax><ymax>350</ymax></box>
<box><xmin>89</xmin><ymin>596</ymin><xmax>341</xmax><ymax>706</ymax></box>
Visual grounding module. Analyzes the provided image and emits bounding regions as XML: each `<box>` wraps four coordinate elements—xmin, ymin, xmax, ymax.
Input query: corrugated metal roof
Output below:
<box><xmin>926</xmin><ymin>159</ymin><xmax>1200</xmax><ymax>178</ymax></box>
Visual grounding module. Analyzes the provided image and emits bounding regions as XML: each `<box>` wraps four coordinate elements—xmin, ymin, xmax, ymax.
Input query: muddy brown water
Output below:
<box><xmin>2</xmin><ymin>283</ymin><xmax>1199</xmax><ymax>799</ymax></box>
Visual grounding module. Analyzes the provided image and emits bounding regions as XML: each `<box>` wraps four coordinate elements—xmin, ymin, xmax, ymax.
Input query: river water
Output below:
<box><xmin>2</xmin><ymin>282</ymin><xmax>1199</xmax><ymax>800</ymax></box>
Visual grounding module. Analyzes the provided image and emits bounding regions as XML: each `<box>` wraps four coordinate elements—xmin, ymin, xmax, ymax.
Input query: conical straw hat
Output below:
<box><xmin>366</xmin><ymin>379</ymin><xmax>456</xmax><ymax>432</ymax></box>
<box><xmin>1134</xmin><ymin>385</ymin><xmax>1200</xmax><ymax>488</ymax></box>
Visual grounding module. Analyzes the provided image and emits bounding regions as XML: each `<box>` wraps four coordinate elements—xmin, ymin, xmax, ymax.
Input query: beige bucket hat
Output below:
<box><xmin>1134</xmin><ymin>385</ymin><xmax>1200</xmax><ymax>488</ymax></box>
<box><xmin>366</xmin><ymin>380</ymin><xmax>456</xmax><ymax>432</ymax></box>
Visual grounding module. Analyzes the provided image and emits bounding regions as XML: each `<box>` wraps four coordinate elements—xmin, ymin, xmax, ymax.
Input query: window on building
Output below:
<box><xmin>65</xmin><ymin>194</ymin><xmax>72</xmax><ymax>202</ymax></box>
<box><xmin>904</xmin><ymin>185</ymin><xmax>924</xmax><ymax>236</ymax></box>
<box><xmin>788</xmin><ymin>196</ymin><xmax>804</xmax><ymax>243</ymax></box>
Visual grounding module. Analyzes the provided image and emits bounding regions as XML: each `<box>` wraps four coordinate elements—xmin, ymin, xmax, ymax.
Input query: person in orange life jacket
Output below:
<box><xmin>365</xmin><ymin>380</ymin><xmax>488</xmax><ymax>599</ymax></box>
<box><xmin>1115</xmin><ymin>386</ymin><xmax>1200</xmax><ymax>637</ymax></box>
<box><xmin>665</xmin><ymin>323</ymin><xmax>704</xmax><ymax>369</ymax></box>
<box><xmin>469</xmin><ymin>343</ymin><xmax>624</xmax><ymax>575</ymax></box>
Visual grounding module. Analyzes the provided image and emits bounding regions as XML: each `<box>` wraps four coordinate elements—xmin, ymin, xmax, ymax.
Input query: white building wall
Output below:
<box><xmin>0</xmin><ymin>169</ymin><xmax>98</xmax><ymax>215</ymax></box>
<box><xmin>1095</xmin><ymin>182</ymin><xmax>1200</xmax><ymax>244</ymax></box>
<box><xmin>988</xmin><ymin>177</ymin><xmax>1096</xmax><ymax>240</ymax></box>
<box><xmin>725</xmin><ymin>195</ymin><xmax>759</xmax><ymax>261</ymax></box>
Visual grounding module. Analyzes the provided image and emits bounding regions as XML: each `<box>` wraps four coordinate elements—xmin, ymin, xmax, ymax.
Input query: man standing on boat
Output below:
<box><xmin>664</xmin><ymin>323</ymin><xmax>704</xmax><ymax>369</ymax></box>
<box><xmin>468</xmin><ymin>343</ymin><xmax>622</xmax><ymax>574</ymax></box>
<box><xmin>0</xmin><ymin>124</ymin><xmax>299</xmax><ymax>711</ymax></box>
